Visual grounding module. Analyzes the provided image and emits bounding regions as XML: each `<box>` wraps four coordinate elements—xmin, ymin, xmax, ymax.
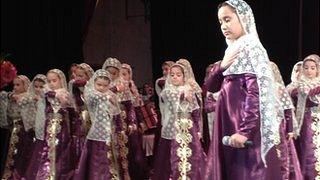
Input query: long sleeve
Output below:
<box><xmin>114</xmin><ymin>114</ymin><xmax>122</xmax><ymax>132</ymax></box>
<box><xmin>122</xmin><ymin>101</ymin><xmax>136</xmax><ymax>125</ymax></box>
<box><xmin>284</xmin><ymin>109</ymin><xmax>293</xmax><ymax>133</ymax></box>
<box><xmin>204</xmin><ymin>93</ymin><xmax>216</xmax><ymax>113</ymax></box>
<box><xmin>308</xmin><ymin>85</ymin><xmax>320</xmax><ymax>96</ymax></box>
<box><xmin>204</xmin><ymin>62</ymin><xmax>224</xmax><ymax>93</ymax></box>
<box><xmin>191</xmin><ymin>108</ymin><xmax>201</xmax><ymax>134</ymax></box>
<box><xmin>238</xmin><ymin>74</ymin><xmax>260</xmax><ymax>140</ymax></box>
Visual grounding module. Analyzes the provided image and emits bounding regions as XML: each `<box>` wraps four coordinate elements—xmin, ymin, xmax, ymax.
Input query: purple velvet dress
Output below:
<box><xmin>291</xmin><ymin>88</ymin><xmax>320</xmax><ymax>180</ymax></box>
<box><xmin>73</xmin><ymin>114</ymin><xmax>122</xmax><ymax>180</ymax></box>
<box><xmin>2</xmin><ymin>97</ymin><xmax>35</xmax><ymax>179</ymax></box>
<box><xmin>36</xmin><ymin>93</ymin><xmax>74</xmax><ymax>180</ymax></box>
<box><xmin>111</xmin><ymin>83</ymin><xmax>145</xmax><ymax>180</ymax></box>
<box><xmin>152</xmin><ymin>109</ymin><xmax>204</xmax><ymax>180</ymax></box>
<box><xmin>122</xmin><ymin>100</ymin><xmax>146</xmax><ymax>180</ymax></box>
<box><xmin>70</xmin><ymin>80</ymin><xmax>87</xmax><ymax>169</ymax></box>
<box><xmin>266</xmin><ymin>109</ymin><xmax>302</xmax><ymax>180</ymax></box>
<box><xmin>152</xmin><ymin>86</ymin><xmax>204</xmax><ymax>180</ymax></box>
<box><xmin>205</xmin><ymin>63</ymin><xmax>273</xmax><ymax>180</ymax></box>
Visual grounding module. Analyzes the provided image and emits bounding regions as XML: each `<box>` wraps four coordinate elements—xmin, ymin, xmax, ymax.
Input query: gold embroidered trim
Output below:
<box><xmin>80</xmin><ymin>110</ymin><xmax>91</xmax><ymax>135</ymax></box>
<box><xmin>2</xmin><ymin>122</ymin><xmax>21</xmax><ymax>180</ymax></box>
<box><xmin>175</xmin><ymin>118</ymin><xmax>193</xmax><ymax>180</ymax></box>
<box><xmin>117</xmin><ymin>131</ymin><xmax>130</xmax><ymax>180</ymax></box>
<box><xmin>45</xmin><ymin>113</ymin><xmax>62</xmax><ymax>180</ymax></box>
<box><xmin>311</xmin><ymin>115</ymin><xmax>320</xmax><ymax>179</ymax></box>
<box><xmin>107</xmin><ymin>140</ymin><xmax>120</xmax><ymax>180</ymax></box>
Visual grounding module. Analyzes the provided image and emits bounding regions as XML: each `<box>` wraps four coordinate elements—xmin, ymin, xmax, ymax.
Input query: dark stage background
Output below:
<box><xmin>0</xmin><ymin>0</ymin><xmax>319</xmax><ymax>175</ymax></box>
<box><xmin>1</xmin><ymin>0</ymin><xmax>319</xmax><ymax>85</ymax></box>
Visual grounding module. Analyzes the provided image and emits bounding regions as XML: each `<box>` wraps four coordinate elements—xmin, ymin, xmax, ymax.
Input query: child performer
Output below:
<box><xmin>120</xmin><ymin>63</ymin><xmax>148</xmax><ymax>179</ymax></box>
<box><xmin>69</xmin><ymin>63</ymin><xmax>94</xmax><ymax>166</ymax></box>
<box><xmin>21</xmin><ymin>74</ymin><xmax>48</xmax><ymax>179</ymax></box>
<box><xmin>103</xmin><ymin>57</ymin><xmax>132</xmax><ymax>180</ymax></box>
<box><xmin>153</xmin><ymin>63</ymin><xmax>203</xmax><ymax>180</ymax></box>
<box><xmin>74</xmin><ymin>69</ymin><xmax>122</xmax><ymax>180</ymax></box>
<box><xmin>290</xmin><ymin>54</ymin><xmax>320</xmax><ymax>179</ymax></box>
<box><xmin>205</xmin><ymin>0</ymin><xmax>282</xmax><ymax>179</ymax></box>
<box><xmin>36</xmin><ymin>69</ymin><xmax>75</xmax><ymax>180</ymax></box>
<box><xmin>2</xmin><ymin>75</ymin><xmax>31</xmax><ymax>179</ymax></box>
<box><xmin>269</xmin><ymin>61</ymin><xmax>302</xmax><ymax>180</ymax></box>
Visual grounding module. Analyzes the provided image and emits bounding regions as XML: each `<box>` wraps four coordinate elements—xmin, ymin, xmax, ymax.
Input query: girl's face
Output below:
<box><xmin>33</xmin><ymin>80</ymin><xmax>45</xmax><ymax>95</ymax></box>
<box><xmin>218</xmin><ymin>5</ymin><xmax>245</xmax><ymax>41</ymax></box>
<box><xmin>106</xmin><ymin>67</ymin><xmax>119</xmax><ymax>80</ymax></box>
<box><xmin>47</xmin><ymin>72</ymin><xmax>62</xmax><ymax>90</ymax></box>
<box><xmin>303</xmin><ymin>60</ymin><xmax>318</xmax><ymax>79</ymax></box>
<box><xmin>170</xmin><ymin>66</ymin><xmax>184</xmax><ymax>86</ymax></box>
<box><xmin>94</xmin><ymin>77</ymin><xmax>110</xmax><ymax>93</ymax></box>
<box><xmin>120</xmin><ymin>68</ymin><xmax>131</xmax><ymax>81</ymax></box>
<box><xmin>75</xmin><ymin>68</ymin><xmax>89</xmax><ymax>81</ymax></box>
<box><xmin>162</xmin><ymin>64</ymin><xmax>170</xmax><ymax>77</ymax></box>
<box><xmin>13</xmin><ymin>78</ymin><xmax>25</xmax><ymax>94</ymax></box>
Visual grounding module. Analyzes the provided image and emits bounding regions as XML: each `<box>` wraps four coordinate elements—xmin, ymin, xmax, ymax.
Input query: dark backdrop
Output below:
<box><xmin>150</xmin><ymin>0</ymin><xmax>319</xmax><ymax>85</ymax></box>
<box><xmin>1</xmin><ymin>0</ymin><xmax>319</xmax><ymax>84</ymax></box>
<box><xmin>1</xmin><ymin>0</ymin><xmax>85</xmax><ymax>79</ymax></box>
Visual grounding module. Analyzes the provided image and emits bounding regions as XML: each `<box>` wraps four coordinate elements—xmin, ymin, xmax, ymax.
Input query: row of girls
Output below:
<box><xmin>153</xmin><ymin>57</ymin><xmax>320</xmax><ymax>180</ymax></box>
<box><xmin>0</xmin><ymin>58</ymin><xmax>153</xmax><ymax>180</ymax></box>
<box><xmin>152</xmin><ymin>1</ymin><xmax>320</xmax><ymax>180</ymax></box>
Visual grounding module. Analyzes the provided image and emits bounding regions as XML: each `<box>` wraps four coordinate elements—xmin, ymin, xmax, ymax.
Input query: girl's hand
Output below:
<box><xmin>221</xmin><ymin>49</ymin><xmax>239</xmax><ymax>70</ymax></box>
<box><xmin>185</xmin><ymin>90</ymin><xmax>193</xmax><ymax>102</ymax></box>
<box><xmin>287</xmin><ymin>132</ymin><xmax>295</xmax><ymax>140</ymax></box>
<box><xmin>128</xmin><ymin>124</ymin><xmax>137</xmax><ymax>135</ymax></box>
<box><xmin>12</xmin><ymin>94</ymin><xmax>22</xmax><ymax>102</ymax></box>
<box><xmin>229</xmin><ymin>133</ymin><xmax>248</xmax><ymax>148</ymax></box>
<box><xmin>116</xmin><ymin>83</ymin><xmax>125</xmax><ymax>92</ymax></box>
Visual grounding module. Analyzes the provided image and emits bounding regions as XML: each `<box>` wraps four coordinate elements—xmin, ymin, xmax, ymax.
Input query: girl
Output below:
<box><xmin>2</xmin><ymin>75</ymin><xmax>31</xmax><ymax>179</ymax></box>
<box><xmin>74</xmin><ymin>69</ymin><xmax>122</xmax><ymax>180</ymax></box>
<box><xmin>69</xmin><ymin>63</ymin><xmax>94</xmax><ymax>167</ymax></box>
<box><xmin>121</xmin><ymin>63</ymin><xmax>148</xmax><ymax>180</ymax></box>
<box><xmin>269</xmin><ymin>62</ymin><xmax>302</xmax><ymax>180</ymax></box>
<box><xmin>36</xmin><ymin>69</ymin><xmax>75</xmax><ymax>180</ymax></box>
<box><xmin>21</xmin><ymin>74</ymin><xmax>48</xmax><ymax>179</ymax></box>
<box><xmin>205</xmin><ymin>0</ymin><xmax>281</xmax><ymax>179</ymax></box>
<box><xmin>153</xmin><ymin>63</ymin><xmax>203</xmax><ymax>180</ymax></box>
<box><xmin>290</xmin><ymin>54</ymin><xmax>320</xmax><ymax>179</ymax></box>
<box><xmin>103</xmin><ymin>57</ymin><xmax>132</xmax><ymax>180</ymax></box>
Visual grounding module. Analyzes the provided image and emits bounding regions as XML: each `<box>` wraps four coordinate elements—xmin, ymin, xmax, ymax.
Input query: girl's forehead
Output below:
<box><xmin>218</xmin><ymin>5</ymin><xmax>235</xmax><ymax>17</ymax></box>
<box><xmin>13</xmin><ymin>79</ymin><xmax>23</xmax><ymax>84</ymax></box>
<box><xmin>48</xmin><ymin>72</ymin><xmax>59</xmax><ymax>78</ymax></box>
<box><xmin>304</xmin><ymin>60</ymin><xmax>317</xmax><ymax>66</ymax></box>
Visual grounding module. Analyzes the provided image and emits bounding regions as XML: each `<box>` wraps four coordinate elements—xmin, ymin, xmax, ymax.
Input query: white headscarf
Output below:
<box><xmin>223</xmin><ymin>0</ymin><xmax>281</xmax><ymax>165</ymax></box>
<box><xmin>20</xmin><ymin>74</ymin><xmax>47</xmax><ymax>135</ymax></box>
<box><xmin>84</xmin><ymin>69</ymin><xmax>121</xmax><ymax>142</ymax></box>
<box><xmin>270</xmin><ymin>62</ymin><xmax>298</xmax><ymax>134</ymax></box>
<box><xmin>46</xmin><ymin>69</ymin><xmax>73</xmax><ymax>113</ymax></box>
<box><xmin>293</xmin><ymin>54</ymin><xmax>320</xmax><ymax>135</ymax></box>
<box><xmin>286</xmin><ymin>61</ymin><xmax>303</xmax><ymax>94</ymax></box>
<box><xmin>160</xmin><ymin>63</ymin><xmax>199</xmax><ymax>139</ymax></box>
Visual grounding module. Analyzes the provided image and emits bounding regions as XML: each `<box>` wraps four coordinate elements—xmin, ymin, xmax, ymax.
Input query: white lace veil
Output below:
<box><xmin>84</xmin><ymin>69</ymin><xmax>121</xmax><ymax>142</ymax></box>
<box><xmin>176</xmin><ymin>59</ymin><xmax>202</xmax><ymax>96</ymax></box>
<box><xmin>223</xmin><ymin>0</ymin><xmax>281</xmax><ymax>165</ymax></box>
<box><xmin>160</xmin><ymin>63</ymin><xmax>200</xmax><ymax>139</ymax></box>
<box><xmin>20</xmin><ymin>74</ymin><xmax>47</xmax><ymax>135</ymax></box>
<box><xmin>270</xmin><ymin>62</ymin><xmax>298</xmax><ymax>134</ymax></box>
<box><xmin>293</xmin><ymin>54</ymin><xmax>320</xmax><ymax>135</ymax></box>
<box><xmin>286</xmin><ymin>61</ymin><xmax>303</xmax><ymax>94</ymax></box>
<box><xmin>0</xmin><ymin>91</ymin><xmax>9</xmax><ymax>127</ymax></box>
